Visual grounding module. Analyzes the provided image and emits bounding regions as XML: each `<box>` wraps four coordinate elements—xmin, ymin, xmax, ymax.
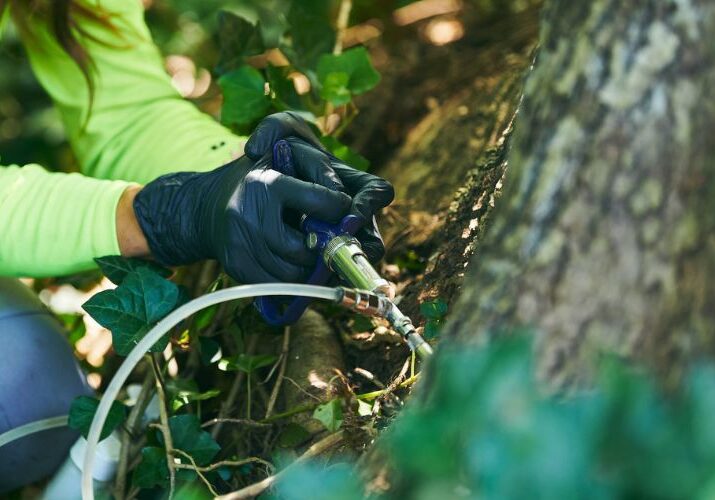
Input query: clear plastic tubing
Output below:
<box><xmin>0</xmin><ymin>415</ymin><xmax>68</xmax><ymax>448</ymax></box>
<box><xmin>82</xmin><ymin>283</ymin><xmax>340</xmax><ymax>500</ymax></box>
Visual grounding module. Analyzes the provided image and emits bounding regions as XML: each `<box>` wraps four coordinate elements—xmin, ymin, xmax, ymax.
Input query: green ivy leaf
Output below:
<box><xmin>357</xmin><ymin>399</ymin><xmax>373</xmax><ymax>417</ymax></box>
<box><xmin>317</xmin><ymin>47</ymin><xmax>380</xmax><ymax>105</ymax></box>
<box><xmin>423</xmin><ymin>319</ymin><xmax>442</xmax><ymax>340</ymax></box>
<box><xmin>216</xmin><ymin>10</ymin><xmax>265</xmax><ymax>74</ymax></box>
<box><xmin>320</xmin><ymin>136</ymin><xmax>370</xmax><ymax>172</ymax></box>
<box><xmin>321</xmin><ymin>72</ymin><xmax>352</xmax><ymax>105</ymax></box>
<box><xmin>132</xmin><ymin>447</ymin><xmax>169</xmax><ymax>489</ymax></box>
<box><xmin>94</xmin><ymin>256</ymin><xmax>171</xmax><ymax>286</ymax></box>
<box><xmin>169</xmin><ymin>415</ymin><xmax>221</xmax><ymax>466</ymax></box>
<box><xmin>82</xmin><ymin>267</ymin><xmax>180</xmax><ymax>356</ymax></box>
<box><xmin>167</xmin><ymin>379</ymin><xmax>222</xmax><ymax>411</ymax></box>
<box><xmin>266</xmin><ymin>64</ymin><xmax>304</xmax><ymax>111</ymax></box>
<box><xmin>313</xmin><ymin>399</ymin><xmax>344</xmax><ymax>432</ymax></box>
<box><xmin>195</xmin><ymin>305</ymin><xmax>218</xmax><ymax>332</ymax></box>
<box><xmin>219</xmin><ymin>66</ymin><xmax>271</xmax><ymax>127</ymax></box>
<box><xmin>219</xmin><ymin>353</ymin><xmax>278</xmax><ymax>374</ymax></box>
<box><xmin>68</xmin><ymin>396</ymin><xmax>127</xmax><ymax>441</ymax></box>
<box><xmin>420</xmin><ymin>299</ymin><xmax>448</xmax><ymax>320</ymax></box>
<box><xmin>282</xmin><ymin>1</ymin><xmax>335</xmax><ymax>74</ymax></box>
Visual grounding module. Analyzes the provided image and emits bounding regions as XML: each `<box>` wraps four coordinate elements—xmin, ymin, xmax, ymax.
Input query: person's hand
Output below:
<box><xmin>132</xmin><ymin>154</ymin><xmax>352</xmax><ymax>283</ymax></box>
<box><xmin>245</xmin><ymin>112</ymin><xmax>395</xmax><ymax>262</ymax></box>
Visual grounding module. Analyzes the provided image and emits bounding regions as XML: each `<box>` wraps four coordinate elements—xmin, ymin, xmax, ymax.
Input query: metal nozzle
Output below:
<box><xmin>338</xmin><ymin>288</ymin><xmax>433</xmax><ymax>360</ymax></box>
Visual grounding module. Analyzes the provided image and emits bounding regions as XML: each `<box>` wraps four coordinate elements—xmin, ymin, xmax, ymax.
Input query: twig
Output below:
<box><xmin>355</xmin><ymin>374</ymin><xmax>420</xmax><ymax>402</ymax></box>
<box><xmin>212</xmin><ymin>334</ymin><xmax>259</xmax><ymax>439</ymax></box>
<box><xmin>283</xmin><ymin>376</ymin><xmax>323</xmax><ymax>402</ymax></box>
<box><xmin>173</xmin><ymin>452</ymin><xmax>274</xmax><ymax>475</ymax></box>
<box><xmin>265</xmin><ymin>326</ymin><xmax>291</xmax><ymax>418</ymax></box>
<box><xmin>151</xmin><ymin>354</ymin><xmax>176</xmax><ymax>499</ymax></box>
<box><xmin>201</xmin><ymin>418</ymin><xmax>271</xmax><ymax>429</ymax></box>
<box><xmin>333</xmin><ymin>0</ymin><xmax>353</xmax><ymax>55</ymax></box>
<box><xmin>114</xmin><ymin>370</ymin><xmax>155</xmax><ymax>499</ymax></box>
<box><xmin>171</xmin><ymin>449</ymin><xmax>219</xmax><ymax>497</ymax></box>
<box><xmin>216</xmin><ymin>431</ymin><xmax>345</xmax><ymax>500</ymax></box>
<box><xmin>323</xmin><ymin>0</ymin><xmax>354</xmax><ymax>133</ymax></box>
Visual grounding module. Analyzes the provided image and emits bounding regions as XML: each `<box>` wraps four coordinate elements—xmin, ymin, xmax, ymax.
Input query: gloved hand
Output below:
<box><xmin>133</xmin><ymin>154</ymin><xmax>353</xmax><ymax>283</ymax></box>
<box><xmin>245</xmin><ymin>112</ymin><xmax>395</xmax><ymax>262</ymax></box>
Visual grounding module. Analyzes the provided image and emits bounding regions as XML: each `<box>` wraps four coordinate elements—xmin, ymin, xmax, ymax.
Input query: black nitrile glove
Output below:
<box><xmin>245</xmin><ymin>112</ymin><xmax>395</xmax><ymax>263</ymax></box>
<box><xmin>133</xmin><ymin>154</ymin><xmax>352</xmax><ymax>283</ymax></box>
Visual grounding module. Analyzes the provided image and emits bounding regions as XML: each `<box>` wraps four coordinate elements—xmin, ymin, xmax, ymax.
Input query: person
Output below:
<box><xmin>0</xmin><ymin>0</ymin><xmax>393</xmax><ymax>492</ymax></box>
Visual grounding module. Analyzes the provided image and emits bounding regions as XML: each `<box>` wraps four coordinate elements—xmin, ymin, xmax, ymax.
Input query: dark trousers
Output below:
<box><xmin>0</xmin><ymin>278</ymin><xmax>91</xmax><ymax>493</ymax></box>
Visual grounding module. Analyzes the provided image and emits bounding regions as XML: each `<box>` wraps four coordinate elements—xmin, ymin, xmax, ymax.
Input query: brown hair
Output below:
<box><xmin>1</xmin><ymin>0</ymin><xmax>120</xmax><ymax>119</ymax></box>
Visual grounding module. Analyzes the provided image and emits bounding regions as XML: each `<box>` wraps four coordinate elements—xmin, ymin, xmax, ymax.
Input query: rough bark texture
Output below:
<box><xmin>444</xmin><ymin>0</ymin><xmax>715</xmax><ymax>387</ymax></box>
<box><xmin>371</xmin><ymin>5</ymin><xmax>541</xmax><ymax>320</ymax></box>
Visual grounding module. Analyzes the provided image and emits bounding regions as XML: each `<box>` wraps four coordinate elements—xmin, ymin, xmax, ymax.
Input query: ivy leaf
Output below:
<box><xmin>283</xmin><ymin>1</ymin><xmax>335</xmax><ymax>74</ymax></box>
<box><xmin>68</xmin><ymin>396</ymin><xmax>127</xmax><ymax>441</ymax></box>
<box><xmin>132</xmin><ymin>447</ymin><xmax>169</xmax><ymax>489</ymax></box>
<box><xmin>320</xmin><ymin>136</ymin><xmax>370</xmax><ymax>172</ymax></box>
<box><xmin>94</xmin><ymin>256</ymin><xmax>171</xmax><ymax>286</ymax></box>
<box><xmin>321</xmin><ymin>72</ymin><xmax>352</xmax><ymax>105</ymax></box>
<box><xmin>313</xmin><ymin>399</ymin><xmax>344</xmax><ymax>432</ymax></box>
<box><xmin>317</xmin><ymin>47</ymin><xmax>380</xmax><ymax>105</ymax></box>
<box><xmin>423</xmin><ymin>320</ymin><xmax>442</xmax><ymax>340</ymax></box>
<box><xmin>420</xmin><ymin>299</ymin><xmax>448</xmax><ymax>320</ymax></box>
<box><xmin>219</xmin><ymin>353</ymin><xmax>278</xmax><ymax>374</ymax></box>
<box><xmin>194</xmin><ymin>305</ymin><xmax>219</xmax><ymax>332</ymax></box>
<box><xmin>267</xmin><ymin>64</ymin><xmax>305</xmax><ymax>111</ymax></box>
<box><xmin>216</xmin><ymin>10</ymin><xmax>265</xmax><ymax>74</ymax></box>
<box><xmin>169</xmin><ymin>415</ymin><xmax>221</xmax><ymax>466</ymax></box>
<box><xmin>219</xmin><ymin>66</ymin><xmax>271</xmax><ymax>127</ymax></box>
<box><xmin>357</xmin><ymin>399</ymin><xmax>373</xmax><ymax>417</ymax></box>
<box><xmin>167</xmin><ymin>378</ymin><xmax>221</xmax><ymax>411</ymax></box>
<box><xmin>82</xmin><ymin>267</ymin><xmax>180</xmax><ymax>356</ymax></box>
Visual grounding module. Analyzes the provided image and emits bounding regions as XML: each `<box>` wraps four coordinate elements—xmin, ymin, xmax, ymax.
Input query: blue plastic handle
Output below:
<box><xmin>254</xmin><ymin>140</ymin><xmax>362</xmax><ymax>326</ymax></box>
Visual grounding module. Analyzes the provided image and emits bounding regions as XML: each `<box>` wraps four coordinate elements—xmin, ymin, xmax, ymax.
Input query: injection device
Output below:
<box><xmin>255</xmin><ymin>140</ymin><xmax>433</xmax><ymax>360</ymax></box>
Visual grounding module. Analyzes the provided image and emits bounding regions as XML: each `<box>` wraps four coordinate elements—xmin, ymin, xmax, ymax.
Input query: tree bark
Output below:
<box><xmin>370</xmin><ymin>4</ymin><xmax>541</xmax><ymax>320</ymax></box>
<box><xmin>443</xmin><ymin>0</ymin><xmax>715</xmax><ymax>386</ymax></box>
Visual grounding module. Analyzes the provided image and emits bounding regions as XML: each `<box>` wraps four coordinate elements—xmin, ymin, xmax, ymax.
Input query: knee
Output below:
<box><xmin>0</xmin><ymin>280</ymin><xmax>91</xmax><ymax>493</ymax></box>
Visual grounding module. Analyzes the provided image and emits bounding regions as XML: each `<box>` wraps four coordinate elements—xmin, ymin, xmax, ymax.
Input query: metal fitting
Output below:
<box><xmin>338</xmin><ymin>288</ymin><xmax>392</xmax><ymax>317</ymax></box>
<box><xmin>337</xmin><ymin>288</ymin><xmax>433</xmax><ymax>360</ymax></box>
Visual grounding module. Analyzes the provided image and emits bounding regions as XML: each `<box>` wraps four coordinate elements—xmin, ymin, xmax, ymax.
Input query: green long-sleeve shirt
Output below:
<box><xmin>0</xmin><ymin>0</ymin><xmax>245</xmax><ymax>277</ymax></box>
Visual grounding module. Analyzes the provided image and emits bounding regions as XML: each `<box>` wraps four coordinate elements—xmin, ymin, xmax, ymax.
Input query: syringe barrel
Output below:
<box><xmin>323</xmin><ymin>236</ymin><xmax>392</xmax><ymax>296</ymax></box>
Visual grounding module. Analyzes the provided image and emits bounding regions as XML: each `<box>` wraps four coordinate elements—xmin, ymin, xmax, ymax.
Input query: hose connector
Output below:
<box><xmin>337</xmin><ymin>288</ymin><xmax>434</xmax><ymax>360</ymax></box>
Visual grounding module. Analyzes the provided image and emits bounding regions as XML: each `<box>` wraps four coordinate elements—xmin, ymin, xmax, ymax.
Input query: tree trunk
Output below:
<box><xmin>443</xmin><ymin>0</ymin><xmax>715</xmax><ymax>387</ymax></box>
<box><xmin>368</xmin><ymin>3</ymin><xmax>541</xmax><ymax>320</ymax></box>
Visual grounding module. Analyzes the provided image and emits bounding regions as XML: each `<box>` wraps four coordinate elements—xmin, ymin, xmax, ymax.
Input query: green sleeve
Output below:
<box><xmin>0</xmin><ymin>164</ymin><xmax>131</xmax><ymax>277</ymax></box>
<box><xmin>18</xmin><ymin>0</ymin><xmax>245</xmax><ymax>184</ymax></box>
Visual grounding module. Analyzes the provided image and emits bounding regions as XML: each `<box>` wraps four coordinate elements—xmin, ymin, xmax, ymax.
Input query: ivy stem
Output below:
<box><xmin>265</xmin><ymin>326</ymin><xmax>290</xmax><ymax>418</ymax></box>
<box><xmin>114</xmin><ymin>369</ymin><xmax>154</xmax><ymax>500</ymax></box>
<box><xmin>323</xmin><ymin>0</ymin><xmax>353</xmax><ymax>132</ymax></box>
<box><xmin>246</xmin><ymin>373</ymin><xmax>252</xmax><ymax>420</ymax></box>
<box><xmin>333</xmin><ymin>0</ymin><xmax>353</xmax><ymax>55</ymax></box>
<box><xmin>212</xmin><ymin>333</ymin><xmax>259</xmax><ymax>439</ymax></box>
<box><xmin>171</xmin><ymin>448</ymin><xmax>219</xmax><ymax>497</ymax></box>
<box><xmin>151</xmin><ymin>354</ymin><xmax>176</xmax><ymax>499</ymax></box>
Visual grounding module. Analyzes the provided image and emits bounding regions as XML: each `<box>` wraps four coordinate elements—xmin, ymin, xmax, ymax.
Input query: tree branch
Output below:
<box><xmin>216</xmin><ymin>431</ymin><xmax>345</xmax><ymax>500</ymax></box>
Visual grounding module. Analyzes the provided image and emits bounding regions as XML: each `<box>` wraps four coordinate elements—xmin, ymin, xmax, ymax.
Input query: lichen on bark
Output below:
<box><xmin>443</xmin><ymin>0</ymin><xmax>715</xmax><ymax>387</ymax></box>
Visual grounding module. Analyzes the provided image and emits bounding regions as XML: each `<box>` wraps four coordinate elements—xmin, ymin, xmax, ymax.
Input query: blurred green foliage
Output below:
<box><xmin>0</xmin><ymin>0</ymin><xmax>410</xmax><ymax>172</ymax></box>
<box><xmin>272</xmin><ymin>335</ymin><xmax>715</xmax><ymax>499</ymax></box>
